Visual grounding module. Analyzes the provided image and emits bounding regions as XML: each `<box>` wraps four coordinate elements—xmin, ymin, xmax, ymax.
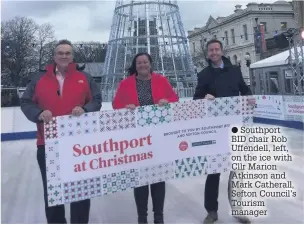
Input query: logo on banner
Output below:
<box><xmin>179</xmin><ymin>141</ymin><xmax>188</xmax><ymax>151</ymax></box>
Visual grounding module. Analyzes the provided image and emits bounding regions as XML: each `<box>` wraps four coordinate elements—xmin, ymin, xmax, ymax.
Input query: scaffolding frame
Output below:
<box><xmin>286</xmin><ymin>29</ymin><xmax>304</xmax><ymax>95</ymax></box>
<box><xmin>289</xmin><ymin>1</ymin><xmax>304</xmax><ymax>95</ymax></box>
<box><xmin>102</xmin><ymin>0</ymin><xmax>196</xmax><ymax>101</ymax></box>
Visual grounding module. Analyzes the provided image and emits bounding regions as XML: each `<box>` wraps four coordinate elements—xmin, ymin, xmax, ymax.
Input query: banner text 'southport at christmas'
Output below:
<box><xmin>72</xmin><ymin>135</ymin><xmax>154</xmax><ymax>172</ymax></box>
<box><xmin>73</xmin><ymin>134</ymin><xmax>152</xmax><ymax>156</ymax></box>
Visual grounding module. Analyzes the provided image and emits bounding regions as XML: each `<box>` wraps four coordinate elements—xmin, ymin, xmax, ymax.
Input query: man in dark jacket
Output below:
<box><xmin>193</xmin><ymin>39</ymin><xmax>255</xmax><ymax>224</ymax></box>
<box><xmin>20</xmin><ymin>39</ymin><xmax>102</xmax><ymax>224</ymax></box>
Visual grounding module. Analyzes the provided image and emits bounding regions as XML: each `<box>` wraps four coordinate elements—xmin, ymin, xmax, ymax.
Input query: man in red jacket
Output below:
<box><xmin>20</xmin><ymin>39</ymin><xmax>102</xmax><ymax>224</ymax></box>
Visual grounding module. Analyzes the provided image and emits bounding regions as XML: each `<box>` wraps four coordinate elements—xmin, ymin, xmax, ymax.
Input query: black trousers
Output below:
<box><xmin>134</xmin><ymin>182</ymin><xmax>165</xmax><ymax>222</ymax></box>
<box><xmin>204</xmin><ymin>172</ymin><xmax>233</xmax><ymax>213</ymax></box>
<box><xmin>37</xmin><ymin>146</ymin><xmax>91</xmax><ymax>224</ymax></box>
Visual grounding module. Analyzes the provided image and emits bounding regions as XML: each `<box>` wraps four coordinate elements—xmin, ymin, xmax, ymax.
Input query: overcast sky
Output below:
<box><xmin>2</xmin><ymin>0</ymin><xmax>276</xmax><ymax>43</ymax></box>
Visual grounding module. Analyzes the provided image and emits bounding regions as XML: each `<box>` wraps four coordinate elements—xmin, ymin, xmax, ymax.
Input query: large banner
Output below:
<box><xmin>44</xmin><ymin>96</ymin><xmax>254</xmax><ymax>206</ymax></box>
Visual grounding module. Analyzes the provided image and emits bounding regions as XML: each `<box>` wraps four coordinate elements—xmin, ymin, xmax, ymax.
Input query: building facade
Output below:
<box><xmin>187</xmin><ymin>1</ymin><xmax>298</xmax><ymax>83</ymax></box>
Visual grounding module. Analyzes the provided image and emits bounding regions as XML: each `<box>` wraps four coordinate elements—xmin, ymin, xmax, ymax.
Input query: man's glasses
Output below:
<box><xmin>56</xmin><ymin>51</ymin><xmax>72</xmax><ymax>56</ymax></box>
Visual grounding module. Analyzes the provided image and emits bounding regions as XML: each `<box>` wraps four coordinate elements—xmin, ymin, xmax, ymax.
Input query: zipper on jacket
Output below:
<box><xmin>55</xmin><ymin>73</ymin><xmax>66</xmax><ymax>99</ymax></box>
<box><xmin>55</xmin><ymin>78</ymin><xmax>62</xmax><ymax>98</ymax></box>
<box><xmin>53</xmin><ymin>67</ymin><xmax>67</xmax><ymax>99</ymax></box>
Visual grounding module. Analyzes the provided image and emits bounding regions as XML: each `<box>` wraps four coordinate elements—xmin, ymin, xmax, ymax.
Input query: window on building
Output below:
<box><xmin>243</xmin><ymin>24</ymin><xmax>248</xmax><ymax>40</ymax></box>
<box><xmin>260</xmin><ymin>22</ymin><xmax>267</xmax><ymax>32</ymax></box>
<box><xmin>225</xmin><ymin>31</ymin><xmax>228</xmax><ymax>45</ymax></box>
<box><xmin>193</xmin><ymin>42</ymin><xmax>195</xmax><ymax>52</ymax></box>
<box><xmin>281</xmin><ymin>22</ymin><xmax>287</xmax><ymax>30</ymax></box>
<box><xmin>231</xmin><ymin>29</ymin><xmax>235</xmax><ymax>43</ymax></box>
<box><xmin>200</xmin><ymin>39</ymin><xmax>203</xmax><ymax>49</ymax></box>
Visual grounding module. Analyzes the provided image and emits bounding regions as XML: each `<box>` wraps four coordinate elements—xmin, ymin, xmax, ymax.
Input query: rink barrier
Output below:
<box><xmin>1</xmin><ymin>97</ymin><xmax>303</xmax><ymax>142</ymax></box>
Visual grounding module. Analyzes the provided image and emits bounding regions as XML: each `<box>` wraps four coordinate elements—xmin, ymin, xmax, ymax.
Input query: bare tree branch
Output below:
<box><xmin>1</xmin><ymin>16</ymin><xmax>38</xmax><ymax>86</ymax></box>
<box><xmin>1</xmin><ymin>17</ymin><xmax>57</xmax><ymax>86</ymax></box>
<box><xmin>35</xmin><ymin>23</ymin><xmax>55</xmax><ymax>70</ymax></box>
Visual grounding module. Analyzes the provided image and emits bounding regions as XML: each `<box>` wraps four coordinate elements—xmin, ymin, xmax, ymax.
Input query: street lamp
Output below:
<box><xmin>245</xmin><ymin>54</ymin><xmax>251</xmax><ymax>67</ymax></box>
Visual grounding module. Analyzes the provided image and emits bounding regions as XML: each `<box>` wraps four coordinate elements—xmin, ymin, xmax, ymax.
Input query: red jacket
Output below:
<box><xmin>20</xmin><ymin>63</ymin><xmax>102</xmax><ymax>145</ymax></box>
<box><xmin>112</xmin><ymin>73</ymin><xmax>179</xmax><ymax>109</ymax></box>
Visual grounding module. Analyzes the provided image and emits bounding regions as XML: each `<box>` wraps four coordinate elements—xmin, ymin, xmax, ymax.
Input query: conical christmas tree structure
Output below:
<box><xmin>102</xmin><ymin>0</ymin><xmax>196</xmax><ymax>101</ymax></box>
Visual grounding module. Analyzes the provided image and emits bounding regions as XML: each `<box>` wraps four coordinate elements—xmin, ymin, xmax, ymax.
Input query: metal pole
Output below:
<box><xmin>155</xmin><ymin>6</ymin><xmax>165</xmax><ymax>74</ymax></box>
<box><xmin>259</xmin><ymin>24</ymin><xmax>264</xmax><ymax>60</ymax></box>
<box><xmin>165</xmin><ymin>13</ymin><xmax>179</xmax><ymax>90</ymax></box>
<box><xmin>287</xmin><ymin>28</ymin><xmax>304</xmax><ymax>95</ymax></box>
<box><xmin>145</xmin><ymin>3</ymin><xmax>151</xmax><ymax>54</ymax></box>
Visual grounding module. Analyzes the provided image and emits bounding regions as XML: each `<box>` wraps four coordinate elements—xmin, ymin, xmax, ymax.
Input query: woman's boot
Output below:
<box><xmin>134</xmin><ymin>186</ymin><xmax>149</xmax><ymax>224</ymax></box>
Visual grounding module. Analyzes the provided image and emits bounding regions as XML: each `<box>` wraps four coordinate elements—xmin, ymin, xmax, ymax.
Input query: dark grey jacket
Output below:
<box><xmin>193</xmin><ymin>56</ymin><xmax>252</xmax><ymax>99</ymax></box>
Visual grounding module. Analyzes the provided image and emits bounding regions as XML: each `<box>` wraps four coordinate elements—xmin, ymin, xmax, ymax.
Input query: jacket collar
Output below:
<box><xmin>45</xmin><ymin>62</ymin><xmax>78</xmax><ymax>76</ymax></box>
<box><xmin>129</xmin><ymin>72</ymin><xmax>157</xmax><ymax>80</ymax></box>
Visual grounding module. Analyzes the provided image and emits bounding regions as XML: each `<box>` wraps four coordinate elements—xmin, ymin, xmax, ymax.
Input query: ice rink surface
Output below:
<box><xmin>1</xmin><ymin>125</ymin><xmax>303</xmax><ymax>224</ymax></box>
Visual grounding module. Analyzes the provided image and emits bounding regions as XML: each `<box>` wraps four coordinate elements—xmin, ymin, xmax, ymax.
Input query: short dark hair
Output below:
<box><xmin>56</xmin><ymin>39</ymin><xmax>73</xmax><ymax>48</ymax></box>
<box><xmin>206</xmin><ymin>39</ymin><xmax>223</xmax><ymax>50</ymax></box>
<box><xmin>127</xmin><ymin>52</ymin><xmax>153</xmax><ymax>76</ymax></box>
<box><xmin>54</xmin><ymin>39</ymin><xmax>73</xmax><ymax>55</ymax></box>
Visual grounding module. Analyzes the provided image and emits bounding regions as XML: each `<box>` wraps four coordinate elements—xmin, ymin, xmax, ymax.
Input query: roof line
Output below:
<box><xmin>188</xmin><ymin>11</ymin><xmax>294</xmax><ymax>38</ymax></box>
